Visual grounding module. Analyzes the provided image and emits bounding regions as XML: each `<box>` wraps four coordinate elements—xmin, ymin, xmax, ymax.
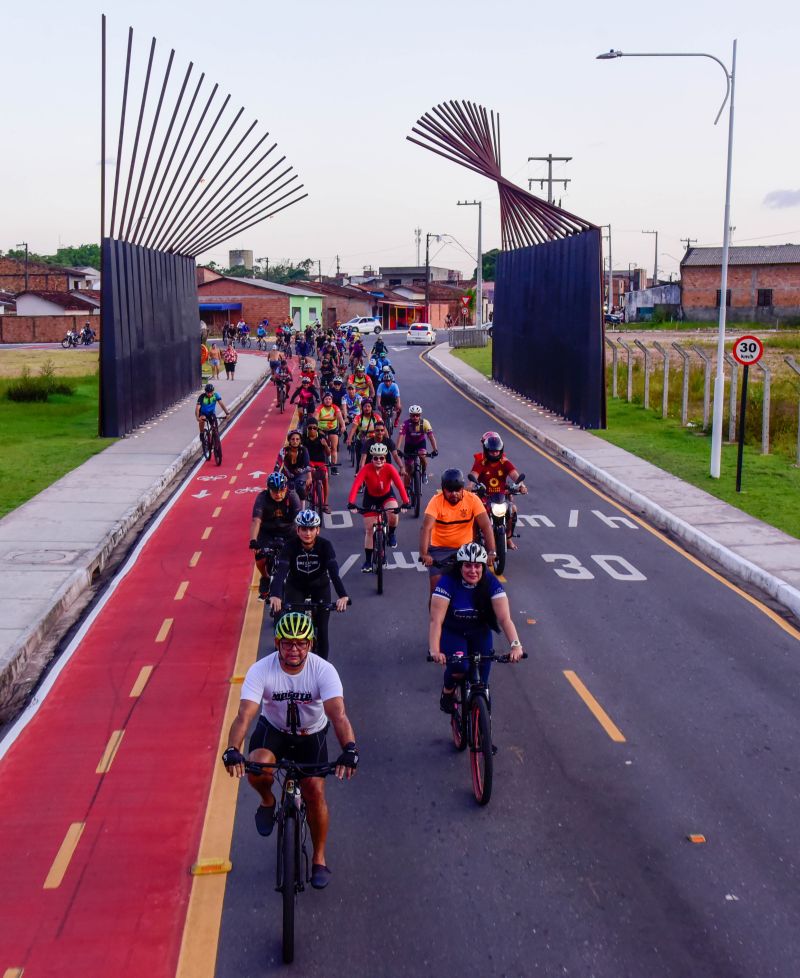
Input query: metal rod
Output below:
<box><xmin>736</xmin><ymin>364</ymin><xmax>748</xmax><ymax>491</ymax></box>
<box><xmin>110</xmin><ymin>26</ymin><xmax>133</xmax><ymax>238</ymax></box>
<box><xmin>119</xmin><ymin>35</ymin><xmax>157</xmax><ymax>240</ymax></box>
<box><xmin>187</xmin><ymin>191</ymin><xmax>308</xmax><ymax>258</ymax></box>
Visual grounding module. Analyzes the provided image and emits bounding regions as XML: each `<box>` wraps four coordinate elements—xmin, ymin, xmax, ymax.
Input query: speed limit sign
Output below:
<box><xmin>732</xmin><ymin>334</ymin><xmax>764</xmax><ymax>366</ymax></box>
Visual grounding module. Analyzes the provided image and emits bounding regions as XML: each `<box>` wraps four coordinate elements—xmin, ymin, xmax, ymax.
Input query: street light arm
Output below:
<box><xmin>597</xmin><ymin>50</ymin><xmax>731</xmax><ymax>125</ymax></box>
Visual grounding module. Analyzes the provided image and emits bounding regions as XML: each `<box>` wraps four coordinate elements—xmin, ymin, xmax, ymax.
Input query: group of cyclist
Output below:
<box><xmin>219</xmin><ymin>320</ymin><xmax>528</xmax><ymax>890</ymax></box>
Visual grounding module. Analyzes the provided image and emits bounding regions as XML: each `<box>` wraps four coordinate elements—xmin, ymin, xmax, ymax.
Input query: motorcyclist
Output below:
<box><xmin>468</xmin><ymin>432</ymin><xmax>527</xmax><ymax>551</ymax></box>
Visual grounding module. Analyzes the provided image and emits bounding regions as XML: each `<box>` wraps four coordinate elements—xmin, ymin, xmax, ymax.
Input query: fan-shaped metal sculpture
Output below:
<box><xmin>408</xmin><ymin>100</ymin><xmax>596</xmax><ymax>248</ymax></box>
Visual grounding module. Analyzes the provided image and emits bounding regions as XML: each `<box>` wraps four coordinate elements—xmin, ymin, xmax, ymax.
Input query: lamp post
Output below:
<box><xmin>16</xmin><ymin>242</ymin><xmax>29</xmax><ymax>291</ymax></box>
<box><xmin>457</xmin><ymin>200</ymin><xmax>482</xmax><ymax>324</ymax></box>
<box><xmin>597</xmin><ymin>43</ymin><xmax>737</xmax><ymax>479</ymax></box>
<box><xmin>425</xmin><ymin>232</ymin><xmax>443</xmax><ymax>324</ymax></box>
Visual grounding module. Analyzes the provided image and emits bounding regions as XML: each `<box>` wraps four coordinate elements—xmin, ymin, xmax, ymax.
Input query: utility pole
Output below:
<box><xmin>680</xmin><ymin>236</ymin><xmax>697</xmax><ymax>254</ymax></box>
<box><xmin>642</xmin><ymin>229</ymin><xmax>658</xmax><ymax>286</ymax></box>
<box><xmin>528</xmin><ymin>154</ymin><xmax>572</xmax><ymax>204</ymax></box>
<box><xmin>425</xmin><ymin>232</ymin><xmax>442</xmax><ymax>323</ymax></box>
<box><xmin>16</xmin><ymin>242</ymin><xmax>29</xmax><ymax>290</ymax></box>
<box><xmin>318</xmin><ymin>259</ymin><xmax>322</xmax><ymax>283</ymax></box>
<box><xmin>414</xmin><ymin>227</ymin><xmax>422</xmax><ymax>266</ymax></box>
<box><xmin>457</xmin><ymin>200</ymin><xmax>482</xmax><ymax>325</ymax></box>
<box><xmin>602</xmin><ymin>225</ymin><xmax>614</xmax><ymax>312</ymax></box>
<box><xmin>336</xmin><ymin>254</ymin><xmax>340</xmax><ymax>277</ymax></box>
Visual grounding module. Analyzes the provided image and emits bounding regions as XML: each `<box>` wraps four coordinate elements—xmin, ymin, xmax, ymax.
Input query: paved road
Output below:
<box><xmin>214</xmin><ymin>346</ymin><xmax>800</xmax><ymax>977</ymax></box>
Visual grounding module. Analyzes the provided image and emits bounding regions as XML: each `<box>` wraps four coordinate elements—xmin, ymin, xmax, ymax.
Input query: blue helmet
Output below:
<box><xmin>296</xmin><ymin>509</ymin><xmax>321</xmax><ymax>528</ymax></box>
<box><xmin>267</xmin><ymin>471</ymin><xmax>287</xmax><ymax>491</ymax></box>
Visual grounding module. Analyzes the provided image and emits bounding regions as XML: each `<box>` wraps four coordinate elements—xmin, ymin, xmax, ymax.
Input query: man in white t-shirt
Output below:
<box><xmin>222</xmin><ymin>611</ymin><xmax>357</xmax><ymax>890</ymax></box>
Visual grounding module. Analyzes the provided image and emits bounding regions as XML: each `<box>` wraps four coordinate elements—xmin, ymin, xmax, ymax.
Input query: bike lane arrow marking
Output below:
<box><xmin>192</xmin><ymin>490</ymin><xmax>212</xmax><ymax>499</ymax></box>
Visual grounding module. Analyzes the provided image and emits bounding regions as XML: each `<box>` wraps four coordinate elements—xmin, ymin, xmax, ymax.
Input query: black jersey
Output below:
<box><xmin>270</xmin><ymin>536</ymin><xmax>347</xmax><ymax>598</ymax></box>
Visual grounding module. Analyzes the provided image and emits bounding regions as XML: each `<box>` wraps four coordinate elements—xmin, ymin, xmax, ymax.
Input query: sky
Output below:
<box><xmin>2</xmin><ymin>0</ymin><xmax>799</xmax><ymax>282</ymax></box>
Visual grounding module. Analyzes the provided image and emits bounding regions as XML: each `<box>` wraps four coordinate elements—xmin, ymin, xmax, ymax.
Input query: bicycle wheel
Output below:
<box><xmin>470</xmin><ymin>696</ymin><xmax>493</xmax><ymax>806</ymax></box>
<box><xmin>281</xmin><ymin>811</ymin><xmax>298</xmax><ymax>964</ymax></box>
<box><xmin>212</xmin><ymin>423</ymin><xmax>223</xmax><ymax>466</ymax></box>
<box><xmin>451</xmin><ymin>680</ymin><xmax>467</xmax><ymax>751</ymax></box>
<box><xmin>200</xmin><ymin>427</ymin><xmax>212</xmax><ymax>461</ymax></box>
<box><xmin>493</xmin><ymin>527</ymin><xmax>506</xmax><ymax>576</ymax></box>
<box><xmin>412</xmin><ymin>465</ymin><xmax>421</xmax><ymax>519</ymax></box>
<box><xmin>374</xmin><ymin>525</ymin><xmax>385</xmax><ymax>595</ymax></box>
<box><xmin>278</xmin><ymin>386</ymin><xmax>286</xmax><ymax>413</ymax></box>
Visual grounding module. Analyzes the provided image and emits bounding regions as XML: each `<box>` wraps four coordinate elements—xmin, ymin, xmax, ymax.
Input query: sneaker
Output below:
<box><xmin>388</xmin><ymin>531</ymin><xmax>397</xmax><ymax>548</ymax></box>
<box><xmin>258</xmin><ymin>576</ymin><xmax>269</xmax><ymax>599</ymax></box>
<box><xmin>422</xmin><ymin>473</ymin><xmax>429</xmax><ymax>484</ymax></box>
<box><xmin>439</xmin><ymin>690</ymin><xmax>455</xmax><ymax>714</ymax></box>
<box><xmin>254</xmin><ymin>804</ymin><xmax>275</xmax><ymax>837</ymax></box>
<box><xmin>311</xmin><ymin>863</ymin><xmax>332</xmax><ymax>889</ymax></box>
<box><xmin>361</xmin><ymin>559</ymin><xmax>372</xmax><ymax>573</ymax></box>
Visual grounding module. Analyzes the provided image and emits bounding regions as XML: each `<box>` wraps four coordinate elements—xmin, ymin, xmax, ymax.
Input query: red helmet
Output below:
<box><xmin>481</xmin><ymin>430</ymin><xmax>501</xmax><ymax>446</ymax></box>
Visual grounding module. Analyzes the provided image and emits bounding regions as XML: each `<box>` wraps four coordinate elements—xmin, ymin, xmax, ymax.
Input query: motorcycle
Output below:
<box><xmin>61</xmin><ymin>329</ymin><xmax>80</xmax><ymax>349</ymax></box>
<box><xmin>468</xmin><ymin>472</ymin><xmax>526</xmax><ymax>576</ymax></box>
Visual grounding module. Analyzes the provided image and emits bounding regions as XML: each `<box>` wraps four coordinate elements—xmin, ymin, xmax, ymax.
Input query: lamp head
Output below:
<box><xmin>596</xmin><ymin>49</ymin><xmax>623</xmax><ymax>60</ymax></box>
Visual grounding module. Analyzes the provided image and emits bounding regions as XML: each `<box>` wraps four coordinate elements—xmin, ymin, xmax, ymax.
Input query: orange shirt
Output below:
<box><xmin>424</xmin><ymin>490</ymin><xmax>485</xmax><ymax>548</ymax></box>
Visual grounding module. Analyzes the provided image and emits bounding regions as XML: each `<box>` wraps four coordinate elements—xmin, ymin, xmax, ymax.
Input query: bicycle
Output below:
<box><xmin>307</xmin><ymin>465</ymin><xmax>328</xmax><ymax>517</ymax></box>
<box><xmin>278</xmin><ymin>598</ymin><xmax>351</xmax><ymax>660</ymax></box>
<box><xmin>257</xmin><ymin>335</ymin><xmax>269</xmax><ymax>351</ymax></box>
<box><xmin>428</xmin><ymin>650</ymin><xmax>527</xmax><ymax>805</ymax></box>
<box><xmin>274</xmin><ymin>377</ymin><xmax>289</xmax><ymax>414</ymax></box>
<box><xmin>351</xmin><ymin>504</ymin><xmax>406</xmax><ymax>594</ymax></box>
<box><xmin>253</xmin><ymin>538</ymin><xmax>288</xmax><ymax>598</ymax></box>
<box><xmin>200</xmin><ymin>413</ymin><xmax>223</xmax><ymax>465</ymax></box>
<box><xmin>239</xmin><ymin>333</ymin><xmax>252</xmax><ymax>349</ymax></box>
<box><xmin>243</xmin><ymin>758</ymin><xmax>337</xmax><ymax>964</ymax></box>
<box><xmin>404</xmin><ymin>451</ymin><xmax>433</xmax><ymax>519</ymax></box>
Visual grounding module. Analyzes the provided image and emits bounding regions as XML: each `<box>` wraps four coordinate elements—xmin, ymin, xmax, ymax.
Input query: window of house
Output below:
<box><xmin>715</xmin><ymin>289</ymin><xmax>731</xmax><ymax>307</ymax></box>
<box><xmin>389</xmin><ymin>278</ymin><xmax>401</xmax><ymax>287</ymax></box>
<box><xmin>309</xmin><ymin>307</ymin><xmax>317</xmax><ymax>318</ymax></box>
<box><xmin>757</xmin><ymin>289</ymin><xmax>773</xmax><ymax>307</ymax></box>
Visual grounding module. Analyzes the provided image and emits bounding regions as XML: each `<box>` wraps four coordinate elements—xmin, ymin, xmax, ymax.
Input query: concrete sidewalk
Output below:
<box><xmin>0</xmin><ymin>353</ymin><xmax>271</xmax><ymax>719</ymax></box>
<box><xmin>428</xmin><ymin>343</ymin><xmax>800</xmax><ymax>626</ymax></box>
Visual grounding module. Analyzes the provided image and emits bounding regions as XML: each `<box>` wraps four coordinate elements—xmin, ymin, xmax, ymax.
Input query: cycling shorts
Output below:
<box><xmin>362</xmin><ymin>490</ymin><xmax>398</xmax><ymax>511</ymax></box>
<box><xmin>249</xmin><ymin>715</ymin><xmax>329</xmax><ymax>764</ymax></box>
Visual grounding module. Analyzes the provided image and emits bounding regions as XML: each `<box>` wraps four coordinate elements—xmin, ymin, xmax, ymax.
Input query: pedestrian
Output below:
<box><xmin>209</xmin><ymin>342</ymin><xmax>221</xmax><ymax>380</ymax></box>
<box><xmin>223</xmin><ymin>341</ymin><xmax>238</xmax><ymax>380</ymax></box>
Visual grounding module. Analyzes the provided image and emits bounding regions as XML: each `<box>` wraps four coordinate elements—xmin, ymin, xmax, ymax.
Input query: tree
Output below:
<box><xmin>472</xmin><ymin>248</ymin><xmax>500</xmax><ymax>282</ymax></box>
<box><xmin>2</xmin><ymin>243</ymin><xmax>100</xmax><ymax>268</ymax></box>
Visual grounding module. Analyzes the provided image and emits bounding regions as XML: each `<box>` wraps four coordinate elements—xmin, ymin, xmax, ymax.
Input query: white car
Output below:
<box><xmin>406</xmin><ymin>322</ymin><xmax>436</xmax><ymax>345</ymax></box>
<box><xmin>341</xmin><ymin>316</ymin><xmax>382</xmax><ymax>335</ymax></box>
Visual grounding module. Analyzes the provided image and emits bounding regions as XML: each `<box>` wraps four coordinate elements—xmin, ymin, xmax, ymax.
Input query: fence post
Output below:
<box><xmin>785</xmin><ymin>356</ymin><xmax>800</xmax><ymax>465</ymax></box>
<box><xmin>653</xmin><ymin>341</ymin><xmax>670</xmax><ymax>418</ymax></box>
<box><xmin>691</xmin><ymin>345</ymin><xmax>712</xmax><ymax>430</ymax></box>
<box><xmin>605</xmin><ymin>337</ymin><xmax>618</xmax><ymax>398</ymax></box>
<box><xmin>723</xmin><ymin>352</ymin><xmax>738</xmax><ymax>442</ymax></box>
<box><xmin>617</xmin><ymin>338</ymin><xmax>633</xmax><ymax>403</ymax></box>
<box><xmin>633</xmin><ymin>339</ymin><xmax>651</xmax><ymax>409</ymax></box>
<box><xmin>754</xmin><ymin>360</ymin><xmax>771</xmax><ymax>454</ymax></box>
<box><xmin>672</xmin><ymin>343</ymin><xmax>691</xmax><ymax>426</ymax></box>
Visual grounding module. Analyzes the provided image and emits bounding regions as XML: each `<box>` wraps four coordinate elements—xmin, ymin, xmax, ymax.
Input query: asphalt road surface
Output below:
<box><xmin>215</xmin><ymin>346</ymin><xmax>800</xmax><ymax>978</ymax></box>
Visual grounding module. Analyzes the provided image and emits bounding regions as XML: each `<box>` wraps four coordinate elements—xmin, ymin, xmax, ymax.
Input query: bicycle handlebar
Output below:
<box><xmin>244</xmin><ymin>759</ymin><xmax>337</xmax><ymax>778</ymax></box>
<box><xmin>281</xmin><ymin>598</ymin><xmax>352</xmax><ymax>611</ymax></box>
<box><xmin>426</xmin><ymin>652</ymin><xmax>528</xmax><ymax>663</ymax></box>
<box><xmin>349</xmin><ymin>504</ymin><xmax>409</xmax><ymax>514</ymax></box>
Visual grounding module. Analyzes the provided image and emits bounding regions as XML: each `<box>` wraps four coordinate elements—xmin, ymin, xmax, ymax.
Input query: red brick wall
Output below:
<box><xmin>682</xmin><ymin>263</ymin><xmax>800</xmax><ymax>320</ymax></box>
<box><xmin>198</xmin><ymin>281</ymin><xmax>288</xmax><ymax>327</ymax></box>
<box><xmin>0</xmin><ymin>257</ymin><xmax>71</xmax><ymax>292</ymax></box>
<box><xmin>320</xmin><ymin>296</ymin><xmax>373</xmax><ymax>325</ymax></box>
<box><xmin>0</xmin><ymin>314</ymin><xmax>100</xmax><ymax>343</ymax></box>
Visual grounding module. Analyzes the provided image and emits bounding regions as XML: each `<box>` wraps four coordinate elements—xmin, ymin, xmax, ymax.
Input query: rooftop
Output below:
<box><xmin>682</xmin><ymin>244</ymin><xmax>800</xmax><ymax>267</ymax></box>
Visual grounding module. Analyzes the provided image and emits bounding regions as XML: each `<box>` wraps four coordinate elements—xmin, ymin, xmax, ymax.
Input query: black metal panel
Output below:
<box><xmin>493</xmin><ymin>229</ymin><xmax>606</xmax><ymax>429</ymax></box>
<box><xmin>100</xmin><ymin>238</ymin><xmax>197</xmax><ymax>437</ymax></box>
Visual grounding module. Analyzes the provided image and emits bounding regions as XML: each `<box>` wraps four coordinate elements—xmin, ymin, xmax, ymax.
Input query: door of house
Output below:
<box><xmin>292</xmin><ymin>307</ymin><xmax>301</xmax><ymax>329</ymax></box>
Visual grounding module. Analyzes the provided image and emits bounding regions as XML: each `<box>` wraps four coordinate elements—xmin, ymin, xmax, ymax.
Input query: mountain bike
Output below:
<box><xmin>404</xmin><ymin>451</ymin><xmax>433</xmax><ymax>519</ymax></box>
<box><xmin>428</xmin><ymin>650</ymin><xmax>527</xmax><ymax>806</ymax></box>
<box><xmin>257</xmin><ymin>335</ymin><xmax>269</xmax><ymax>351</ymax></box>
<box><xmin>244</xmin><ymin>759</ymin><xmax>337</xmax><ymax>964</ymax></box>
<box><xmin>239</xmin><ymin>333</ymin><xmax>252</xmax><ymax>349</ymax></box>
<box><xmin>279</xmin><ymin>598</ymin><xmax>351</xmax><ymax>660</ymax></box>
<box><xmin>307</xmin><ymin>465</ymin><xmax>328</xmax><ymax>517</ymax></box>
<box><xmin>252</xmin><ymin>537</ymin><xmax>288</xmax><ymax>599</ymax></box>
<box><xmin>274</xmin><ymin>378</ymin><xmax>289</xmax><ymax>413</ymax></box>
<box><xmin>351</xmin><ymin>504</ymin><xmax>407</xmax><ymax>594</ymax></box>
<box><xmin>200</xmin><ymin>414</ymin><xmax>223</xmax><ymax>465</ymax></box>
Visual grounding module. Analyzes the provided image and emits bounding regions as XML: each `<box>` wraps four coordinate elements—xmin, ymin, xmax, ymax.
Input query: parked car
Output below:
<box><xmin>604</xmin><ymin>312</ymin><xmax>624</xmax><ymax>326</ymax></box>
<box><xmin>341</xmin><ymin>316</ymin><xmax>383</xmax><ymax>335</ymax></box>
<box><xmin>406</xmin><ymin>323</ymin><xmax>437</xmax><ymax>345</ymax></box>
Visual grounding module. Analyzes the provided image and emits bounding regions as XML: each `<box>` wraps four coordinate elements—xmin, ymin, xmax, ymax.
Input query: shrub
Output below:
<box><xmin>4</xmin><ymin>364</ymin><xmax>76</xmax><ymax>402</ymax></box>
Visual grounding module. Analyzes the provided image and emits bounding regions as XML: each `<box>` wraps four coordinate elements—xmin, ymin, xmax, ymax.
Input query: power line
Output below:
<box><xmin>527</xmin><ymin>154</ymin><xmax>572</xmax><ymax>204</ymax></box>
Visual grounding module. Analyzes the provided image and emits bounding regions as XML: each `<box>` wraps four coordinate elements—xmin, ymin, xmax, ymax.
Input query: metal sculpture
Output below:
<box><xmin>99</xmin><ymin>16</ymin><xmax>306</xmax><ymax>436</ymax></box>
<box><xmin>407</xmin><ymin>100</ymin><xmax>595</xmax><ymax>249</ymax></box>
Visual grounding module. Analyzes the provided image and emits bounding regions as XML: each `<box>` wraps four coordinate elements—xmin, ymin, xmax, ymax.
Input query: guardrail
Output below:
<box><xmin>448</xmin><ymin>327</ymin><xmax>490</xmax><ymax>349</ymax></box>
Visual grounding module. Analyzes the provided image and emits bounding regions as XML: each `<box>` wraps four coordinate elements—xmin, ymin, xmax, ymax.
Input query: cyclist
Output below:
<box><xmin>328</xmin><ymin>377</ymin><xmax>347</xmax><ymax>414</ymax></box>
<box><xmin>195</xmin><ymin>383</ymin><xmax>229</xmax><ymax>436</ymax></box>
<box><xmin>303</xmin><ymin>418</ymin><xmax>332</xmax><ymax>513</ymax></box>
<box><xmin>290</xmin><ymin>376</ymin><xmax>321</xmax><ymax>425</ymax></box>
<box><xmin>364</xmin><ymin>417</ymin><xmax>403</xmax><ymax>471</ymax></box>
<box><xmin>222</xmin><ymin>610</ymin><xmax>357</xmax><ymax>890</ymax></box>
<box><xmin>270</xmin><ymin>509</ymin><xmax>350</xmax><ymax>660</ymax></box>
<box><xmin>342</xmin><ymin>383</ymin><xmax>362</xmax><ymax>424</ymax></box>
<box><xmin>365</xmin><ymin>357</ymin><xmax>382</xmax><ymax>389</ymax></box>
<box><xmin>270</xmin><ymin>357</ymin><xmax>293</xmax><ymax>403</ymax></box>
<box><xmin>347</xmin><ymin>363</ymin><xmax>374</xmax><ymax>401</ymax></box>
<box><xmin>349</xmin><ymin>334</ymin><xmax>365</xmax><ymax>368</ymax></box>
<box><xmin>276</xmin><ymin>429</ymin><xmax>311</xmax><ymax>499</ymax></box>
<box><xmin>397</xmin><ymin>405</ymin><xmax>438</xmax><ymax>487</ymax></box>
<box><xmin>256</xmin><ymin>321</ymin><xmax>268</xmax><ymax>348</ymax></box>
<box><xmin>468</xmin><ymin>432</ymin><xmax>528</xmax><ymax>551</ymax></box>
<box><xmin>347</xmin><ymin>399</ymin><xmax>379</xmax><ymax>472</ymax></box>
<box><xmin>237</xmin><ymin>320</ymin><xmax>250</xmax><ymax>344</ymax></box>
<box><xmin>250</xmin><ymin>472</ymin><xmax>302</xmax><ymax>598</ymax></box>
<box><xmin>300</xmin><ymin>356</ymin><xmax>317</xmax><ymax>387</ymax></box>
<box><xmin>316</xmin><ymin>391</ymin><xmax>346</xmax><ymax>474</ymax></box>
<box><xmin>347</xmin><ymin>443</ymin><xmax>409</xmax><ymax>570</ymax></box>
<box><xmin>319</xmin><ymin>348</ymin><xmax>337</xmax><ymax>390</ymax></box>
<box><xmin>429</xmin><ymin>542</ymin><xmax>524</xmax><ymax>714</ymax></box>
<box><xmin>376</xmin><ymin>368</ymin><xmax>402</xmax><ymax>429</ymax></box>
<box><xmin>419</xmin><ymin>468</ymin><xmax>496</xmax><ymax>591</ymax></box>
<box><xmin>374</xmin><ymin>352</ymin><xmax>394</xmax><ymax>376</ymax></box>
<box><xmin>370</xmin><ymin>334</ymin><xmax>387</xmax><ymax>359</ymax></box>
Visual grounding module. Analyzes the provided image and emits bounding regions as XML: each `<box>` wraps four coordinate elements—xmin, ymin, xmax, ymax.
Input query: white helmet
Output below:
<box><xmin>369</xmin><ymin>442</ymin><xmax>389</xmax><ymax>457</ymax></box>
<box><xmin>409</xmin><ymin>404</ymin><xmax>423</xmax><ymax>416</ymax></box>
<box><xmin>456</xmin><ymin>542</ymin><xmax>488</xmax><ymax>564</ymax></box>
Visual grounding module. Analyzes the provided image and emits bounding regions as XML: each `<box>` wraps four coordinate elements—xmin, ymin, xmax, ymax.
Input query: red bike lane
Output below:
<box><xmin>0</xmin><ymin>382</ymin><xmax>291</xmax><ymax>978</ymax></box>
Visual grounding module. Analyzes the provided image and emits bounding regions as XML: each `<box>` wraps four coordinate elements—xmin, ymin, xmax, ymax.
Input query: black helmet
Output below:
<box><xmin>483</xmin><ymin>434</ymin><xmax>504</xmax><ymax>459</ymax></box>
<box><xmin>204</xmin><ymin>383</ymin><xmax>214</xmax><ymax>393</ymax></box>
<box><xmin>441</xmin><ymin>468</ymin><xmax>465</xmax><ymax>491</ymax></box>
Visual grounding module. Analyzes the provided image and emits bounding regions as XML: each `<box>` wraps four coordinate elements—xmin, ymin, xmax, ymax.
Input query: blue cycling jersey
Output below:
<box><xmin>433</xmin><ymin>571</ymin><xmax>505</xmax><ymax>636</ymax></box>
<box><xmin>197</xmin><ymin>392</ymin><xmax>222</xmax><ymax>415</ymax></box>
<box><xmin>376</xmin><ymin>381</ymin><xmax>400</xmax><ymax>402</ymax></box>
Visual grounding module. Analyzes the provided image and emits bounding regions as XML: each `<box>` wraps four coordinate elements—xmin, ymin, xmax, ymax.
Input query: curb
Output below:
<box><xmin>0</xmin><ymin>368</ymin><xmax>270</xmax><ymax>718</ymax></box>
<box><xmin>427</xmin><ymin>346</ymin><xmax>800</xmax><ymax>627</ymax></box>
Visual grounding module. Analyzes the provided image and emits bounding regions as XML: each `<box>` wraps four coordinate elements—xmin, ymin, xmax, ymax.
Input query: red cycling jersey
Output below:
<box><xmin>471</xmin><ymin>452</ymin><xmax>516</xmax><ymax>493</ymax></box>
<box><xmin>348</xmin><ymin>462</ymin><xmax>409</xmax><ymax>506</ymax></box>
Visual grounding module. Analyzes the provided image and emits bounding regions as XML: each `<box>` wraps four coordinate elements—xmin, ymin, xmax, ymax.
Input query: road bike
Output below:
<box><xmin>307</xmin><ymin>464</ymin><xmax>328</xmax><ymax>517</ymax></box>
<box><xmin>253</xmin><ymin>537</ymin><xmax>288</xmax><ymax>599</ymax></box>
<box><xmin>239</xmin><ymin>333</ymin><xmax>252</xmax><ymax>349</ymax></box>
<box><xmin>257</xmin><ymin>335</ymin><xmax>269</xmax><ymax>351</ymax></box>
<box><xmin>468</xmin><ymin>472</ymin><xmax>526</xmax><ymax>576</ymax></box>
<box><xmin>279</xmin><ymin>598</ymin><xmax>351</xmax><ymax>660</ymax></box>
<box><xmin>200</xmin><ymin>413</ymin><xmax>223</xmax><ymax>465</ymax></box>
<box><xmin>428</xmin><ymin>650</ymin><xmax>526</xmax><ymax>805</ymax></box>
<box><xmin>243</xmin><ymin>758</ymin><xmax>337</xmax><ymax>964</ymax></box>
<box><xmin>404</xmin><ymin>451</ymin><xmax>433</xmax><ymax>519</ymax></box>
<box><xmin>274</xmin><ymin>378</ymin><xmax>289</xmax><ymax>414</ymax></box>
<box><xmin>351</xmin><ymin>504</ymin><xmax>407</xmax><ymax>594</ymax></box>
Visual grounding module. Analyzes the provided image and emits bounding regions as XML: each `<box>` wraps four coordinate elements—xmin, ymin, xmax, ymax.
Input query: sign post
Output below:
<box><xmin>731</xmin><ymin>334</ymin><xmax>764</xmax><ymax>492</ymax></box>
<box><xmin>460</xmin><ymin>294</ymin><xmax>471</xmax><ymax>328</ymax></box>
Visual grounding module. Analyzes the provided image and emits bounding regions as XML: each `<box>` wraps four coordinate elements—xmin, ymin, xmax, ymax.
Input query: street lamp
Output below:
<box><xmin>597</xmin><ymin>43</ymin><xmax>737</xmax><ymax>479</ymax></box>
<box><xmin>425</xmin><ymin>232</ymin><xmax>444</xmax><ymax>324</ymax></box>
<box><xmin>457</xmin><ymin>200</ymin><xmax>482</xmax><ymax>325</ymax></box>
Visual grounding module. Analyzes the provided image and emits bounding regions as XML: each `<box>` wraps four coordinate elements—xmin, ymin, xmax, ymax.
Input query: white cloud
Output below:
<box><xmin>763</xmin><ymin>190</ymin><xmax>800</xmax><ymax>209</ymax></box>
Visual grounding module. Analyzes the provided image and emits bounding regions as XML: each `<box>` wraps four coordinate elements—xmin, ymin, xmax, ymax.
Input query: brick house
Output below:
<box><xmin>0</xmin><ymin>257</ymin><xmax>90</xmax><ymax>293</ymax></box>
<box><xmin>15</xmin><ymin>290</ymin><xmax>98</xmax><ymax>316</ymax></box>
<box><xmin>681</xmin><ymin>244</ymin><xmax>800</xmax><ymax>323</ymax></box>
<box><xmin>197</xmin><ymin>275</ymin><xmax>324</xmax><ymax>331</ymax></box>
<box><xmin>287</xmin><ymin>280</ymin><xmax>375</xmax><ymax>329</ymax></box>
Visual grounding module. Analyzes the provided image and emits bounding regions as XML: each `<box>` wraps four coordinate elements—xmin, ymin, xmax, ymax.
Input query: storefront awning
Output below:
<box><xmin>199</xmin><ymin>302</ymin><xmax>242</xmax><ymax>311</ymax></box>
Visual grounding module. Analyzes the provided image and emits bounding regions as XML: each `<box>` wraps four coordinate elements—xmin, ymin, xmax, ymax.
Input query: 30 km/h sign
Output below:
<box><xmin>732</xmin><ymin>334</ymin><xmax>764</xmax><ymax>366</ymax></box>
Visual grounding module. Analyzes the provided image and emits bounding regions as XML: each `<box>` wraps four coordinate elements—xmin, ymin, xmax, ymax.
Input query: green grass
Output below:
<box><xmin>0</xmin><ymin>373</ymin><xmax>115</xmax><ymax>518</ymax></box>
<box><xmin>452</xmin><ymin>342</ymin><xmax>492</xmax><ymax>377</ymax></box>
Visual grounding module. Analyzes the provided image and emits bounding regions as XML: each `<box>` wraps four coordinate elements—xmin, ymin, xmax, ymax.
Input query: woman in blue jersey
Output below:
<box><xmin>428</xmin><ymin>542</ymin><xmax>524</xmax><ymax>714</ymax></box>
